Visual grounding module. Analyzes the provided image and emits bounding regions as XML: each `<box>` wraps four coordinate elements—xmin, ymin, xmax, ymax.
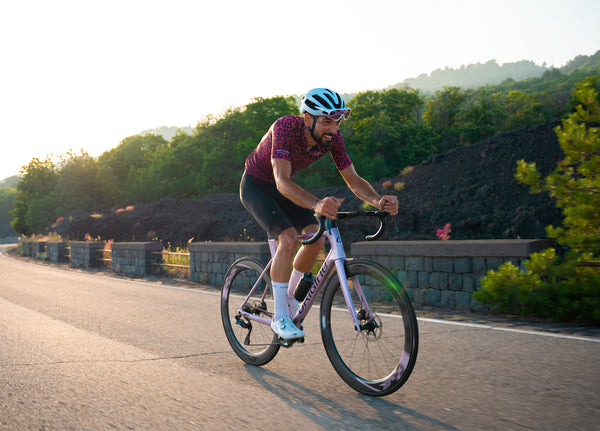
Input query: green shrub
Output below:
<box><xmin>474</xmin><ymin>249</ymin><xmax>600</xmax><ymax>321</ymax></box>
<box><xmin>474</xmin><ymin>77</ymin><xmax>600</xmax><ymax>322</ymax></box>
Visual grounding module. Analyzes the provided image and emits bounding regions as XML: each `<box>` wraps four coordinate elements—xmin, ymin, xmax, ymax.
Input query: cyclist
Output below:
<box><xmin>240</xmin><ymin>88</ymin><xmax>399</xmax><ymax>341</ymax></box>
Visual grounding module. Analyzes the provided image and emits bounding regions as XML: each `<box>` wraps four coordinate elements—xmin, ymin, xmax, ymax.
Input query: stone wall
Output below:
<box><xmin>70</xmin><ymin>242</ymin><xmax>106</xmax><ymax>267</ymax></box>
<box><xmin>46</xmin><ymin>242</ymin><xmax>68</xmax><ymax>263</ymax></box>
<box><xmin>189</xmin><ymin>242</ymin><xmax>270</xmax><ymax>285</ymax></box>
<box><xmin>111</xmin><ymin>242</ymin><xmax>163</xmax><ymax>275</ymax></box>
<box><xmin>29</xmin><ymin>242</ymin><xmax>46</xmax><ymax>259</ymax></box>
<box><xmin>351</xmin><ymin>239</ymin><xmax>554</xmax><ymax>311</ymax></box>
<box><xmin>16</xmin><ymin>239</ymin><xmax>557</xmax><ymax>312</ymax></box>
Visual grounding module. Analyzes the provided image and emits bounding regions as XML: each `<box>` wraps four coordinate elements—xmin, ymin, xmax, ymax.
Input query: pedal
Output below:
<box><xmin>278</xmin><ymin>336</ymin><xmax>304</xmax><ymax>348</ymax></box>
<box><xmin>278</xmin><ymin>337</ymin><xmax>292</xmax><ymax>348</ymax></box>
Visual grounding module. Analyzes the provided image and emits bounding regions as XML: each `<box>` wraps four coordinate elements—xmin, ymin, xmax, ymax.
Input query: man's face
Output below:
<box><xmin>309</xmin><ymin>115</ymin><xmax>341</xmax><ymax>146</ymax></box>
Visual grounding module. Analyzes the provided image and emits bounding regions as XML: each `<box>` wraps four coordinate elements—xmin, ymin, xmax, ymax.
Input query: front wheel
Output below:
<box><xmin>320</xmin><ymin>260</ymin><xmax>419</xmax><ymax>396</ymax></box>
<box><xmin>221</xmin><ymin>257</ymin><xmax>280</xmax><ymax>366</ymax></box>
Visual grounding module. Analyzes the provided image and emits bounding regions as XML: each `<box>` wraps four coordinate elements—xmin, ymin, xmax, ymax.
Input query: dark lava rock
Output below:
<box><xmin>54</xmin><ymin>122</ymin><xmax>564</xmax><ymax>246</ymax></box>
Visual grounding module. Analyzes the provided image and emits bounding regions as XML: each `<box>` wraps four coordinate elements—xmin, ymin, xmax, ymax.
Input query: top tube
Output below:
<box><xmin>302</xmin><ymin>210</ymin><xmax>389</xmax><ymax>245</ymax></box>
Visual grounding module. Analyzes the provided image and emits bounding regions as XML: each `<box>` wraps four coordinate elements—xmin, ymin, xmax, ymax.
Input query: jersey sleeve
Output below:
<box><xmin>270</xmin><ymin>117</ymin><xmax>294</xmax><ymax>161</ymax></box>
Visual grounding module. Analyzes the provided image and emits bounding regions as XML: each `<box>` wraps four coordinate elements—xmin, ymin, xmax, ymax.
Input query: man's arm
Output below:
<box><xmin>340</xmin><ymin>164</ymin><xmax>399</xmax><ymax>216</ymax></box>
<box><xmin>272</xmin><ymin>158</ymin><xmax>340</xmax><ymax>219</ymax></box>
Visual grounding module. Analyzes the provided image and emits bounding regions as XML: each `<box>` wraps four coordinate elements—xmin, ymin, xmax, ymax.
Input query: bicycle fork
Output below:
<box><xmin>335</xmin><ymin>259</ymin><xmax>376</xmax><ymax>333</ymax></box>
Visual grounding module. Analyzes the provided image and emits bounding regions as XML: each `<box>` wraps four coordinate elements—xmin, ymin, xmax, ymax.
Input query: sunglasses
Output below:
<box><xmin>326</xmin><ymin>109</ymin><xmax>351</xmax><ymax>121</ymax></box>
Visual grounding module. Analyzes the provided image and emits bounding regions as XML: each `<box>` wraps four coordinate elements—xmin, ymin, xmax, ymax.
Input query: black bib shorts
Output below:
<box><xmin>240</xmin><ymin>172</ymin><xmax>317</xmax><ymax>239</ymax></box>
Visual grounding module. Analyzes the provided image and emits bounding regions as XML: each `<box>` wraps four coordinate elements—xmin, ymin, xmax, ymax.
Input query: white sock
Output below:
<box><xmin>272</xmin><ymin>282</ymin><xmax>289</xmax><ymax>321</ymax></box>
<box><xmin>287</xmin><ymin>268</ymin><xmax>303</xmax><ymax>315</ymax></box>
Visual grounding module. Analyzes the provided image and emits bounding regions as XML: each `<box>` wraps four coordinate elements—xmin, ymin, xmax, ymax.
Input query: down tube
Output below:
<box><xmin>334</xmin><ymin>259</ymin><xmax>361</xmax><ymax>332</ymax></box>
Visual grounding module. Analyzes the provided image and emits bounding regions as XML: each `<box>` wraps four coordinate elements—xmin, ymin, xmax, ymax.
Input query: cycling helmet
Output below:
<box><xmin>300</xmin><ymin>88</ymin><xmax>351</xmax><ymax>121</ymax></box>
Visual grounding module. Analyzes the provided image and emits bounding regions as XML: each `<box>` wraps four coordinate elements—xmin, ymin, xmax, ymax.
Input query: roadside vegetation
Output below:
<box><xmin>474</xmin><ymin>78</ymin><xmax>600</xmax><ymax>322</ymax></box>
<box><xmin>1</xmin><ymin>53</ymin><xmax>599</xmax><ymax>323</ymax></box>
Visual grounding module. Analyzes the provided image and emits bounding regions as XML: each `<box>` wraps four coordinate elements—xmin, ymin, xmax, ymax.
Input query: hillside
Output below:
<box><xmin>55</xmin><ymin>122</ymin><xmax>563</xmax><ymax>247</ymax></box>
<box><xmin>0</xmin><ymin>176</ymin><xmax>19</xmax><ymax>188</ymax></box>
<box><xmin>139</xmin><ymin>125</ymin><xmax>194</xmax><ymax>141</ymax></box>
<box><xmin>394</xmin><ymin>59</ymin><xmax>548</xmax><ymax>93</ymax></box>
<box><xmin>390</xmin><ymin>51</ymin><xmax>599</xmax><ymax>93</ymax></box>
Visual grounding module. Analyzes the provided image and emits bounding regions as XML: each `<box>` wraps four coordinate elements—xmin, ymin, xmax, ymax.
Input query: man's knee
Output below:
<box><xmin>277</xmin><ymin>228</ymin><xmax>298</xmax><ymax>254</ymax></box>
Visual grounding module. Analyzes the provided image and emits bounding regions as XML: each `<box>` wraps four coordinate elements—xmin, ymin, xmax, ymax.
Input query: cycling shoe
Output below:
<box><xmin>271</xmin><ymin>316</ymin><xmax>305</xmax><ymax>341</ymax></box>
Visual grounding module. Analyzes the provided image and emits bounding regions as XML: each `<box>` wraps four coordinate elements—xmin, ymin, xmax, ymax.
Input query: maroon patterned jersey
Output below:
<box><xmin>244</xmin><ymin>116</ymin><xmax>352</xmax><ymax>184</ymax></box>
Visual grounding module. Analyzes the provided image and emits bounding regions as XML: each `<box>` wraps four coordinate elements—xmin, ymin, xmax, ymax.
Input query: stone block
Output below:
<box><xmin>486</xmin><ymin>257</ymin><xmax>506</xmax><ymax>271</ymax></box>
<box><xmin>454</xmin><ymin>257</ymin><xmax>473</xmax><ymax>274</ymax></box>
<box><xmin>429</xmin><ymin>272</ymin><xmax>449</xmax><ymax>290</ymax></box>
<box><xmin>424</xmin><ymin>257</ymin><xmax>434</xmax><ymax>272</ymax></box>
<box><xmin>424</xmin><ymin>289</ymin><xmax>441</xmax><ymax>307</ymax></box>
<box><xmin>411</xmin><ymin>288</ymin><xmax>425</xmax><ymax>306</ymax></box>
<box><xmin>455</xmin><ymin>291</ymin><xmax>472</xmax><ymax>311</ymax></box>
<box><xmin>441</xmin><ymin>290</ymin><xmax>455</xmax><ymax>308</ymax></box>
<box><xmin>406</xmin><ymin>271</ymin><xmax>418</xmax><ymax>288</ymax></box>
<box><xmin>448</xmin><ymin>273</ymin><xmax>463</xmax><ymax>291</ymax></box>
<box><xmin>433</xmin><ymin>257</ymin><xmax>453</xmax><ymax>273</ymax></box>
<box><xmin>462</xmin><ymin>273</ymin><xmax>478</xmax><ymax>292</ymax></box>
<box><xmin>472</xmin><ymin>258</ymin><xmax>488</xmax><ymax>275</ymax></box>
<box><xmin>405</xmin><ymin>256</ymin><xmax>425</xmax><ymax>271</ymax></box>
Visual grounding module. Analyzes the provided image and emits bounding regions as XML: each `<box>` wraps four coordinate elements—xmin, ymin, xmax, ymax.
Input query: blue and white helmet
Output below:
<box><xmin>300</xmin><ymin>88</ymin><xmax>351</xmax><ymax>121</ymax></box>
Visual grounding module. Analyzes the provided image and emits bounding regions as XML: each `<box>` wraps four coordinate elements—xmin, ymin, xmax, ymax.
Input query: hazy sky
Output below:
<box><xmin>1</xmin><ymin>0</ymin><xmax>599</xmax><ymax>180</ymax></box>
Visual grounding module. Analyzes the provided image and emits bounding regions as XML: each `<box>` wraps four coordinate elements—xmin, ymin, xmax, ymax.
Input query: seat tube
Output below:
<box><xmin>334</xmin><ymin>259</ymin><xmax>361</xmax><ymax>332</ymax></box>
<box><xmin>268</xmin><ymin>238</ymin><xmax>277</xmax><ymax>258</ymax></box>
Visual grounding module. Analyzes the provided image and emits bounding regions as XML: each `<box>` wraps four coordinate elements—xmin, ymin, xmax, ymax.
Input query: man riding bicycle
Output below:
<box><xmin>240</xmin><ymin>88</ymin><xmax>399</xmax><ymax>341</ymax></box>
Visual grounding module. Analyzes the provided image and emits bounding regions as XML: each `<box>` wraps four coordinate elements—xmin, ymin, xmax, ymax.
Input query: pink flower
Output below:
<box><xmin>436</xmin><ymin>223</ymin><xmax>452</xmax><ymax>240</ymax></box>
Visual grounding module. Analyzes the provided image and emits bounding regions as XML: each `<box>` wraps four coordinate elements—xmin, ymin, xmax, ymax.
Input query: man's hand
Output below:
<box><xmin>378</xmin><ymin>195</ymin><xmax>398</xmax><ymax>216</ymax></box>
<box><xmin>314</xmin><ymin>197</ymin><xmax>342</xmax><ymax>220</ymax></box>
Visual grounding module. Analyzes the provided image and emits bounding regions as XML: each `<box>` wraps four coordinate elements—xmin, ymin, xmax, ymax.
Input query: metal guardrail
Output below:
<box><xmin>96</xmin><ymin>248</ymin><xmax>112</xmax><ymax>263</ymax></box>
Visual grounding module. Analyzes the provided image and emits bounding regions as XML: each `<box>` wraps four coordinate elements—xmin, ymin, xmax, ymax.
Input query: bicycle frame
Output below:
<box><xmin>235</xmin><ymin>221</ymin><xmax>371</xmax><ymax>334</ymax></box>
<box><xmin>222</xmin><ymin>209</ymin><xmax>418</xmax><ymax>396</ymax></box>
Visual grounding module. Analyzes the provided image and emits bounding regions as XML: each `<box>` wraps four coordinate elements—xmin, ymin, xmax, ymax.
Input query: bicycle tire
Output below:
<box><xmin>320</xmin><ymin>259</ymin><xmax>419</xmax><ymax>396</ymax></box>
<box><xmin>221</xmin><ymin>257</ymin><xmax>280</xmax><ymax>366</ymax></box>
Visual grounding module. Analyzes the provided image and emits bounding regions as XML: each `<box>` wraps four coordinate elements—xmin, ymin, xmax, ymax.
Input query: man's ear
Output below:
<box><xmin>303</xmin><ymin>112</ymin><xmax>314</xmax><ymax>127</ymax></box>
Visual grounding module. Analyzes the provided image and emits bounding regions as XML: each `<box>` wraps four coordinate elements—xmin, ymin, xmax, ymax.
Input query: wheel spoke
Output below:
<box><xmin>221</xmin><ymin>257</ymin><xmax>280</xmax><ymax>366</ymax></box>
<box><xmin>320</xmin><ymin>260</ymin><xmax>418</xmax><ymax>396</ymax></box>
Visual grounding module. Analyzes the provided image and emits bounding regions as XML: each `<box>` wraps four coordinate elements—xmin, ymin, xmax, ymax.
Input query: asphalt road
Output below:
<box><xmin>1</xmin><ymin>246</ymin><xmax>599</xmax><ymax>431</ymax></box>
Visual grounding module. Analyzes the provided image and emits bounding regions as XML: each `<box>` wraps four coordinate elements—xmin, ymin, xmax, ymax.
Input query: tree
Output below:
<box><xmin>98</xmin><ymin>134</ymin><xmax>168</xmax><ymax>204</ymax></box>
<box><xmin>0</xmin><ymin>187</ymin><xmax>17</xmax><ymax>225</ymax></box>
<box><xmin>502</xmin><ymin>90</ymin><xmax>546</xmax><ymax>131</ymax></box>
<box><xmin>423</xmin><ymin>86</ymin><xmax>468</xmax><ymax>130</ymax></box>
<box><xmin>342</xmin><ymin>89</ymin><xmax>436</xmax><ymax>182</ymax></box>
<box><xmin>11</xmin><ymin>157</ymin><xmax>58</xmax><ymax>235</ymax></box>
<box><xmin>193</xmin><ymin>96</ymin><xmax>298</xmax><ymax>195</ymax></box>
<box><xmin>54</xmin><ymin>150</ymin><xmax>108</xmax><ymax>214</ymax></box>
<box><xmin>129</xmin><ymin>95</ymin><xmax>299</xmax><ymax>200</ymax></box>
<box><xmin>474</xmin><ymin>77</ymin><xmax>600</xmax><ymax>321</ymax></box>
<box><xmin>516</xmin><ymin>77</ymin><xmax>600</xmax><ymax>257</ymax></box>
<box><xmin>460</xmin><ymin>90</ymin><xmax>507</xmax><ymax>141</ymax></box>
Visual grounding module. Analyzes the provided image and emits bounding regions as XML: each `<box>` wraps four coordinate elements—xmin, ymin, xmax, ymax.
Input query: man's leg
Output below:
<box><xmin>293</xmin><ymin>224</ymin><xmax>325</xmax><ymax>273</ymax></box>
<box><xmin>286</xmin><ymin>224</ymin><xmax>325</xmax><ymax>318</ymax></box>
<box><xmin>270</xmin><ymin>227</ymin><xmax>297</xmax><ymax>283</ymax></box>
<box><xmin>270</xmin><ymin>227</ymin><xmax>305</xmax><ymax>340</ymax></box>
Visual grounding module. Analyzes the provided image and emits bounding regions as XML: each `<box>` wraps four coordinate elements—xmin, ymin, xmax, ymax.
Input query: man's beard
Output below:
<box><xmin>316</xmin><ymin>132</ymin><xmax>334</xmax><ymax>147</ymax></box>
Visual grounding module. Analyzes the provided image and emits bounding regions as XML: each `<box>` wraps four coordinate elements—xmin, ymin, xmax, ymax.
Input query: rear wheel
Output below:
<box><xmin>221</xmin><ymin>257</ymin><xmax>280</xmax><ymax>366</ymax></box>
<box><xmin>320</xmin><ymin>260</ymin><xmax>419</xmax><ymax>396</ymax></box>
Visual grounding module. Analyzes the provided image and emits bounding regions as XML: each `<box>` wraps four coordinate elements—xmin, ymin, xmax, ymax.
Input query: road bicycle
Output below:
<box><xmin>220</xmin><ymin>210</ymin><xmax>419</xmax><ymax>397</ymax></box>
